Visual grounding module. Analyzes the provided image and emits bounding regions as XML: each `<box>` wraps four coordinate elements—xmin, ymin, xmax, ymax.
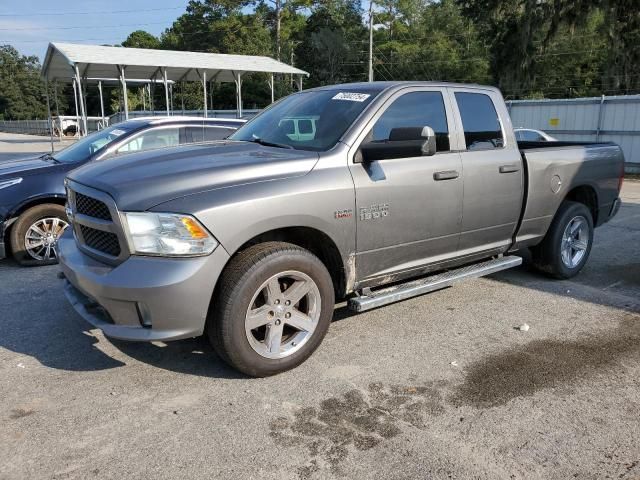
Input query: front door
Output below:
<box><xmin>348</xmin><ymin>88</ymin><xmax>464</xmax><ymax>283</ymax></box>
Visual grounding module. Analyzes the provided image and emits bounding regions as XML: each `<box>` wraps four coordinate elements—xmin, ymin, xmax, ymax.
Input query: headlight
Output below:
<box><xmin>122</xmin><ymin>212</ymin><xmax>217</xmax><ymax>256</ymax></box>
<box><xmin>0</xmin><ymin>177</ymin><xmax>22</xmax><ymax>190</ymax></box>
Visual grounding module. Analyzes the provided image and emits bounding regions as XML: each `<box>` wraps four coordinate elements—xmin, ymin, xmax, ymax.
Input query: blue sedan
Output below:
<box><xmin>0</xmin><ymin>116</ymin><xmax>245</xmax><ymax>265</ymax></box>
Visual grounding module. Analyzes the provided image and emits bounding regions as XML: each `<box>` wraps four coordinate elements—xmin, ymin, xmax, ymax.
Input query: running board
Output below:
<box><xmin>348</xmin><ymin>256</ymin><xmax>522</xmax><ymax>313</ymax></box>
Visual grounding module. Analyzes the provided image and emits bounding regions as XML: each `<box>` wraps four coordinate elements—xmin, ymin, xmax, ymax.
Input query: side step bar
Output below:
<box><xmin>348</xmin><ymin>256</ymin><xmax>522</xmax><ymax>313</ymax></box>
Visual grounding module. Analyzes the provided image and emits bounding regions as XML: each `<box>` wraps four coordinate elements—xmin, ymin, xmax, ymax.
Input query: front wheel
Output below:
<box><xmin>208</xmin><ymin>242</ymin><xmax>335</xmax><ymax>377</ymax></box>
<box><xmin>531</xmin><ymin>201</ymin><xmax>594</xmax><ymax>279</ymax></box>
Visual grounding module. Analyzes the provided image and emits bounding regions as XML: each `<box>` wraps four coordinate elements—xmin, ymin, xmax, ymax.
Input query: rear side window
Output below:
<box><xmin>455</xmin><ymin>92</ymin><xmax>504</xmax><ymax>150</ymax></box>
<box><xmin>371</xmin><ymin>91</ymin><xmax>450</xmax><ymax>152</ymax></box>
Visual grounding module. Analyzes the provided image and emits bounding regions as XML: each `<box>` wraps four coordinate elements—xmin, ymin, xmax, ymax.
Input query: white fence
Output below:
<box><xmin>507</xmin><ymin>95</ymin><xmax>640</xmax><ymax>173</ymax></box>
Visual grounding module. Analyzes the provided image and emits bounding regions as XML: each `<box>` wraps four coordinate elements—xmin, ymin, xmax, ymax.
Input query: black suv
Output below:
<box><xmin>0</xmin><ymin>116</ymin><xmax>245</xmax><ymax>266</ymax></box>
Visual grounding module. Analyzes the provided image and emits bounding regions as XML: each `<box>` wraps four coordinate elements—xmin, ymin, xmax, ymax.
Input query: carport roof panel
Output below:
<box><xmin>42</xmin><ymin>42</ymin><xmax>309</xmax><ymax>83</ymax></box>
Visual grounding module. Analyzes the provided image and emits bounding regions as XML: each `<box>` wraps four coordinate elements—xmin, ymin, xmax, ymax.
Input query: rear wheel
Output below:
<box><xmin>208</xmin><ymin>242</ymin><xmax>334</xmax><ymax>377</ymax></box>
<box><xmin>9</xmin><ymin>204</ymin><xmax>69</xmax><ymax>266</ymax></box>
<box><xmin>531</xmin><ymin>201</ymin><xmax>594</xmax><ymax>279</ymax></box>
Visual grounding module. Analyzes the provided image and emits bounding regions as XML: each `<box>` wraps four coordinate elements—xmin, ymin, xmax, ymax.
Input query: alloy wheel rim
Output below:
<box><xmin>244</xmin><ymin>270</ymin><xmax>321</xmax><ymax>359</ymax></box>
<box><xmin>560</xmin><ymin>215</ymin><xmax>589</xmax><ymax>269</ymax></box>
<box><xmin>24</xmin><ymin>217</ymin><xmax>69</xmax><ymax>261</ymax></box>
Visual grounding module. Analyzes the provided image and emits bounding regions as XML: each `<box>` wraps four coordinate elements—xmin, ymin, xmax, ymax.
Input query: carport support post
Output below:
<box><xmin>234</xmin><ymin>71</ymin><xmax>243</xmax><ymax>118</ymax></box>
<box><xmin>74</xmin><ymin>65</ymin><xmax>88</xmax><ymax>136</ymax></box>
<box><xmin>53</xmin><ymin>81</ymin><xmax>61</xmax><ymax>140</ymax></box>
<box><xmin>202</xmin><ymin>71</ymin><xmax>208</xmax><ymax>118</ymax></box>
<box><xmin>269</xmin><ymin>74</ymin><xmax>275</xmax><ymax>104</ymax></box>
<box><xmin>163</xmin><ymin>68</ymin><xmax>170</xmax><ymax>116</ymax></box>
<box><xmin>119</xmin><ymin>66</ymin><xmax>129</xmax><ymax>121</ymax></box>
<box><xmin>297</xmin><ymin>75</ymin><xmax>303</xmax><ymax>92</ymax></box>
<box><xmin>98</xmin><ymin>81</ymin><xmax>105</xmax><ymax>127</ymax></box>
<box><xmin>72</xmin><ymin>79</ymin><xmax>79</xmax><ymax>136</ymax></box>
<box><xmin>45</xmin><ymin>79</ymin><xmax>54</xmax><ymax>153</ymax></box>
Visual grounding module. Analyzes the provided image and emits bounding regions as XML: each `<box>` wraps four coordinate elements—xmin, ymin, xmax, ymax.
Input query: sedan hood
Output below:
<box><xmin>68</xmin><ymin>141</ymin><xmax>320</xmax><ymax>211</ymax></box>
<box><xmin>0</xmin><ymin>155</ymin><xmax>57</xmax><ymax>178</ymax></box>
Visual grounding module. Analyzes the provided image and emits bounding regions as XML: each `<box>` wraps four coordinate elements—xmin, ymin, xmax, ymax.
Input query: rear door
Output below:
<box><xmin>349</xmin><ymin>87</ymin><xmax>464</xmax><ymax>281</ymax></box>
<box><xmin>449</xmin><ymin>88</ymin><xmax>523</xmax><ymax>255</ymax></box>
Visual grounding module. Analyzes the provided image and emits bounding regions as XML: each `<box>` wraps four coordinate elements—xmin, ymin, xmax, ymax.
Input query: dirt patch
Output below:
<box><xmin>452</xmin><ymin>315</ymin><xmax>640</xmax><ymax>409</ymax></box>
<box><xmin>270</xmin><ymin>382</ymin><xmax>445</xmax><ymax>477</ymax></box>
<box><xmin>10</xmin><ymin>408</ymin><xmax>35</xmax><ymax>419</ymax></box>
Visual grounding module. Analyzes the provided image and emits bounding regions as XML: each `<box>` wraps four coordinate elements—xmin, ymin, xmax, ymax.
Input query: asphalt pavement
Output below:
<box><xmin>0</xmin><ymin>134</ymin><xmax>639</xmax><ymax>479</ymax></box>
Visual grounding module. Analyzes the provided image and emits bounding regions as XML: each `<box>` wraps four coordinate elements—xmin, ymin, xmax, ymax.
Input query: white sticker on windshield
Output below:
<box><xmin>332</xmin><ymin>92</ymin><xmax>371</xmax><ymax>102</ymax></box>
<box><xmin>110</xmin><ymin>129</ymin><xmax>126</xmax><ymax>137</ymax></box>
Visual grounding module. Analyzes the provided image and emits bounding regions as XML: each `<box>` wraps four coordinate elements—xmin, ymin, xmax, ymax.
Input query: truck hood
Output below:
<box><xmin>0</xmin><ymin>155</ymin><xmax>59</xmax><ymax>178</ymax></box>
<box><xmin>68</xmin><ymin>141</ymin><xmax>320</xmax><ymax>211</ymax></box>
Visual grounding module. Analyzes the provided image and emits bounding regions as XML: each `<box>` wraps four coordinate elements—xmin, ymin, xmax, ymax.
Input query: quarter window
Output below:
<box><xmin>455</xmin><ymin>92</ymin><xmax>504</xmax><ymax>150</ymax></box>
<box><xmin>371</xmin><ymin>91</ymin><xmax>450</xmax><ymax>152</ymax></box>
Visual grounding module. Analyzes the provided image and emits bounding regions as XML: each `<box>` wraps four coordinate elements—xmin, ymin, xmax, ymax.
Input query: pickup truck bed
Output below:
<box><xmin>515</xmin><ymin>141</ymin><xmax>623</xmax><ymax>250</ymax></box>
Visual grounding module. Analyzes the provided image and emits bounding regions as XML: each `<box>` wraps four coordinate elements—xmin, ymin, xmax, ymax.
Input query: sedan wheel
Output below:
<box><xmin>24</xmin><ymin>217</ymin><xmax>69</xmax><ymax>262</ymax></box>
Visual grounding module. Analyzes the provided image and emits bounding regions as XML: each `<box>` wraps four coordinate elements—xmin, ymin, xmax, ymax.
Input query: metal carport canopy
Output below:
<box><xmin>42</xmin><ymin>42</ymin><xmax>309</xmax><ymax>83</ymax></box>
<box><xmin>41</xmin><ymin>42</ymin><xmax>309</xmax><ymax>141</ymax></box>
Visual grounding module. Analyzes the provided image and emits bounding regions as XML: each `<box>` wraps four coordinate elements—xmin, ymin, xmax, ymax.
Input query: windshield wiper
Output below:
<box><xmin>249</xmin><ymin>136</ymin><xmax>294</xmax><ymax>150</ymax></box>
<box><xmin>40</xmin><ymin>153</ymin><xmax>59</xmax><ymax>163</ymax></box>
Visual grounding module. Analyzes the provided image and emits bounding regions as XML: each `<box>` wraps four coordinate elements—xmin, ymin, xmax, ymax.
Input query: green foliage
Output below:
<box><xmin>0</xmin><ymin>45</ymin><xmax>67</xmax><ymax>120</ymax></box>
<box><xmin>1</xmin><ymin>0</ymin><xmax>639</xmax><ymax>120</ymax></box>
<box><xmin>122</xmin><ymin>31</ymin><xmax>161</xmax><ymax>49</ymax></box>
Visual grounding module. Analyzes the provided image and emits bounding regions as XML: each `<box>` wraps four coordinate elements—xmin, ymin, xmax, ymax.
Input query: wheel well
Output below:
<box><xmin>3</xmin><ymin>197</ymin><xmax>67</xmax><ymax>245</ymax></box>
<box><xmin>233</xmin><ymin>227</ymin><xmax>347</xmax><ymax>298</ymax></box>
<box><xmin>565</xmin><ymin>186</ymin><xmax>598</xmax><ymax>224</ymax></box>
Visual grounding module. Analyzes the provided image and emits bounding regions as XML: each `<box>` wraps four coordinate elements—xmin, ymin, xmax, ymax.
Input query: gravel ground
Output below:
<box><xmin>0</xmin><ymin>134</ymin><xmax>639</xmax><ymax>479</ymax></box>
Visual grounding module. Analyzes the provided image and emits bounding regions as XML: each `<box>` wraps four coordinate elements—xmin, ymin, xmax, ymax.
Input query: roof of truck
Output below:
<box><xmin>310</xmin><ymin>81</ymin><xmax>499</xmax><ymax>93</ymax></box>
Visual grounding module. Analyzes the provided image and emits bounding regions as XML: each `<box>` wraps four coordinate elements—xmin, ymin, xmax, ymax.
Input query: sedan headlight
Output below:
<box><xmin>0</xmin><ymin>177</ymin><xmax>22</xmax><ymax>190</ymax></box>
<box><xmin>122</xmin><ymin>212</ymin><xmax>217</xmax><ymax>256</ymax></box>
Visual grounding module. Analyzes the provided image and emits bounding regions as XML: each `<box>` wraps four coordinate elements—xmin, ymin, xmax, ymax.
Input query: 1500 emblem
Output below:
<box><xmin>359</xmin><ymin>203</ymin><xmax>390</xmax><ymax>221</ymax></box>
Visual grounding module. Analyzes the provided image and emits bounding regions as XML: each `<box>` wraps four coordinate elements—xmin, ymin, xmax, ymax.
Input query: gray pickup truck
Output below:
<box><xmin>59</xmin><ymin>82</ymin><xmax>624</xmax><ymax>376</ymax></box>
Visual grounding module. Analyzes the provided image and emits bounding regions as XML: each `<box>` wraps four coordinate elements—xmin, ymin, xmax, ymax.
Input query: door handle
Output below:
<box><xmin>433</xmin><ymin>170</ymin><xmax>459</xmax><ymax>181</ymax></box>
<box><xmin>499</xmin><ymin>164</ymin><xmax>520</xmax><ymax>173</ymax></box>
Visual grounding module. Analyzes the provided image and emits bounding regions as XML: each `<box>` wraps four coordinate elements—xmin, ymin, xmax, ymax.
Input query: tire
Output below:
<box><xmin>9</xmin><ymin>204</ymin><xmax>69</xmax><ymax>266</ymax></box>
<box><xmin>208</xmin><ymin>242</ymin><xmax>335</xmax><ymax>377</ymax></box>
<box><xmin>531</xmin><ymin>201</ymin><xmax>594</xmax><ymax>279</ymax></box>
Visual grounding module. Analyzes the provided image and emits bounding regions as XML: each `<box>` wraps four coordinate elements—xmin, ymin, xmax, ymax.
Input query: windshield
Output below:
<box><xmin>53</xmin><ymin>124</ymin><xmax>136</xmax><ymax>163</ymax></box>
<box><xmin>230</xmin><ymin>89</ymin><xmax>379</xmax><ymax>151</ymax></box>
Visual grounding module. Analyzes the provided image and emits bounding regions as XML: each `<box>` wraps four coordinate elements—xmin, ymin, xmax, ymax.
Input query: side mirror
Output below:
<box><xmin>358</xmin><ymin>126</ymin><xmax>437</xmax><ymax>163</ymax></box>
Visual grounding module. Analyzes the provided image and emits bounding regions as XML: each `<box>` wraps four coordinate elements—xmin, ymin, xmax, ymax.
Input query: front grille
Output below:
<box><xmin>75</xmin><ymin>192</ymin><xmax>112</xmax><ymax>221</ymax></box>
<box><xmin>80</xmin><ymin>225</ymin><xmax>121</xmax><ymax>257</ymax></box>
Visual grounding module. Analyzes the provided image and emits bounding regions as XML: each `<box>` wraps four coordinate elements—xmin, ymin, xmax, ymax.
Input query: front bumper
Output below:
<box><xmin>58</xmin><ymin>231</ymin><xmax>230</xmax><ymax>341</ymax></box>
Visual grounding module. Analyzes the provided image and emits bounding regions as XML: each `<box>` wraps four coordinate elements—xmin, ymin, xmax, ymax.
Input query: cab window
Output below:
<box><xmin>370</xmin><ymin>91</ymin><xmax>450</xmax><ymax>152</ymax></box>
<box><xmin>455</xmin><ymin>92</ymin><xmax>504</xmax><ymax>150</ymax></box>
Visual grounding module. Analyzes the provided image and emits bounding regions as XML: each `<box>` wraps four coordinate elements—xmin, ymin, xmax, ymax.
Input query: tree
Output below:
<box><xmin>0</xmin><ymin>45</ymin><xmax>67</xmax><ymax>120</ymax></box>
<box><xmin>122</xmin><ymin>31</ymin><xmax>161</xmax><ymax>49</ymax></box>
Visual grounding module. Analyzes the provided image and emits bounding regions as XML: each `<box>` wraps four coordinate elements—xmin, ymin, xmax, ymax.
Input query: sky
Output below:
<box><xmin>0</xmin><ymin>0</ymin><xmax>191</xmax><ymax>60</ymax></box>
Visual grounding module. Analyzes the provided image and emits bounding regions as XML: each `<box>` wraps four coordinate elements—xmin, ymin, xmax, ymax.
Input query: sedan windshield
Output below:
<box><xmin>53</xmin><ymin>124</ymin><xmax>136</xmax><ymax>163</ymax></box>
<box><xmin>230</xmin><ymin>89</ymin><xmax>379</xmax><ymax>151</ymax></box>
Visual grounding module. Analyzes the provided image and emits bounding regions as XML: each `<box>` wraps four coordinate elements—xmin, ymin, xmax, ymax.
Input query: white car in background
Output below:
<box><xmin>514</xmin><ymin>128</ymin><xmax>557</xmax><ymax>142</ymax></box>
